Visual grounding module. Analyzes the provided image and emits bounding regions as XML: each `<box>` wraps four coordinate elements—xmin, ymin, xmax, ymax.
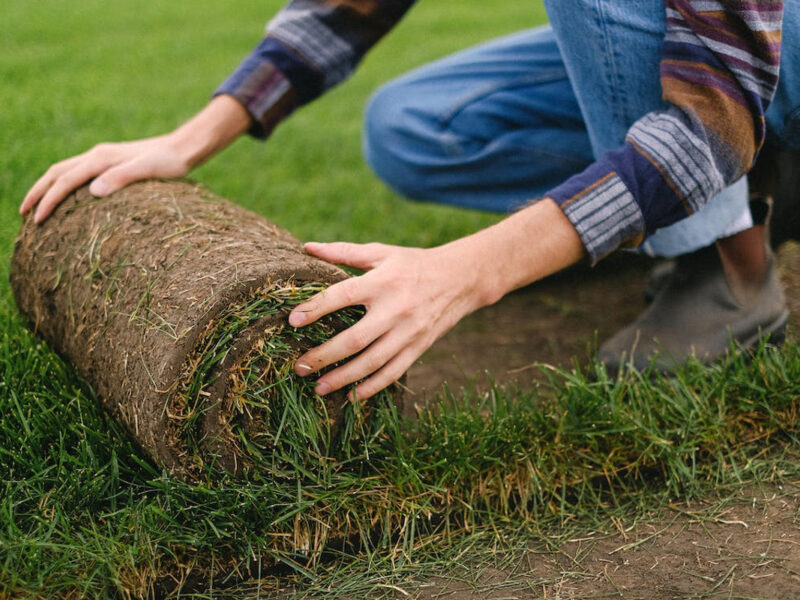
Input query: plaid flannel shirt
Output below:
<box><xmin>215</xmin><ymin>0</ymin><xmax>784</xmax><ymax>263</ymax></box>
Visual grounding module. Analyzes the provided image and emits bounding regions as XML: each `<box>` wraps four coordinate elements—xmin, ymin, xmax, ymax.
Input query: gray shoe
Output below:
<box><xmin>643</xmin><ymin>260</ymin><xmax>676</xmax><ymax>304</ymax></box>
<box><xmin>598</xmin><ymin>243</ymin><xmax>789</xmax><ymax>374</ymax></box>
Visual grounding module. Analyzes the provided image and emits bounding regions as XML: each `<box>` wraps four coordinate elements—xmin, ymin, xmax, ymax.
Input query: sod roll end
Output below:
<box><xmin>11</xmin><ymin>180</ymin><xmax>401</xmax><ymax>479</ymax></box>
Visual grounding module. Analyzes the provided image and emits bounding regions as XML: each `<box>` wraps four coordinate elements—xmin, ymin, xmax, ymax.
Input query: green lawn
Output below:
<box><xmin>2</xmin><ymin>1</ymin><xmax>800</xmax><ymax>598</ymax></box>
<box><xmin>0</xmin><ymin>0</ymin><xmax>527</xmax><ymax>268</ymax></box>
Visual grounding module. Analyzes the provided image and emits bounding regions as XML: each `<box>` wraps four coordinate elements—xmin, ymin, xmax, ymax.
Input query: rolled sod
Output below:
<box><xmin>11</xmin><ymin>180</ymin><xmax>396</xmax><ymax>479</ymax></box>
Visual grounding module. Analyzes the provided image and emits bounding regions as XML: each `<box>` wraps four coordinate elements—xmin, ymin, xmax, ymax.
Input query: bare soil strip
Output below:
<box><xmin>411</xmin><ymin>485</ymin><xmax>800</xmax><ymax>599</ymax></box>
<box><xmin>403</xmin><ymin>244</ymin><xmax>800</xmax><ymax>599</ymax></box>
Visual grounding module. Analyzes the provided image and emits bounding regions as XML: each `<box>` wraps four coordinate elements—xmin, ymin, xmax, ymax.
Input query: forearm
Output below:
<box><xmin>169</xmin><ymin>94</ymin><xmax>252</xmax><ymax>169</ymax></box>
<box><xmin>214</xmin><ymin>1</ymin><xmax>418</xmax><ymax>140</ymax></box>
<box><xmin>444</xmin><ymin>198</ymin><xmax>585</xmax><ymax>308</ymax></box>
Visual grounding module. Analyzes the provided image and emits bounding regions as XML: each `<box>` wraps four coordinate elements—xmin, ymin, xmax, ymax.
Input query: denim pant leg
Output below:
<box><xmin>363</xmin><ymin>27</ymin><xmax>595</xmax><ymax>213</ymax></box>
<box><xmin>766</xmin><ymin>0</ymin><xmax>800</xmax><ymax>149</ymax></box>
<box><xmin>543</xmin><ymin>0</ymin><xmax>751</xmax><ymax>258</ymax></box>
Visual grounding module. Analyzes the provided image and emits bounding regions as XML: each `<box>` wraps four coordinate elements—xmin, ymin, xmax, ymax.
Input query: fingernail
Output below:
<box><xmin>90</xmin><ymin>179</ymin><xmax>109</xmax><ymax>197</ymax></box>
<box><xmin>304</xmin><ymin>242</ymin><xmax>322</xmax><ymax>249</ymax></box>
<box><xmin>296</xmin><ymin>362</ymin><xmax>312</xmax><ymax>374</ymax></box>
<box><xmin>33</xmin><ymin>211</ymin><xmax>42</xmax><ymax>224</ymax></box>
<box><xmin>315</xmin><ymin>382</ymin><xmax>331</xmax><ymax>396</ymax></box>
<box><xmin>289</xmin><ymin>312</ymin><xmax>305</xmax><ymax>327</ymax></box>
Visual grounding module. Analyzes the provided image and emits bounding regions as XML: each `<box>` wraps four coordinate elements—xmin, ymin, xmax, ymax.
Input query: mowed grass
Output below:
<box><xmin>3</xmin><ymin>1</ymin><xmax>800</xmax><ymax>598</ymax></box>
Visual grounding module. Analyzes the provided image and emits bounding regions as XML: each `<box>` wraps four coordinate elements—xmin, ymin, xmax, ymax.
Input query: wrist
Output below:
<box><xmin>163</xmin><ymin>130</ymin><xmax>202</xmax><ymax>171</ymax></box>
<box><xmin>438</xmin><ymin>235</ymin><xmax>506</xmax><ymax>311</ymax></box>
<box><xmin>168</xmin><ymin>95</ymin><xmax>252</xmax><ymax>169</ymax></box>
<box><xmin>444</xmin><ymin>199</ymin><xmax>585</xmax><ymax>308</ymax></box>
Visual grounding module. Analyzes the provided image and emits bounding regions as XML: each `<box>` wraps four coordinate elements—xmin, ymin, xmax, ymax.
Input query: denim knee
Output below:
<box><xmin>362</xmin><ymin>80</ymin><xmax>432</xmax><ymax>200</ymax></box>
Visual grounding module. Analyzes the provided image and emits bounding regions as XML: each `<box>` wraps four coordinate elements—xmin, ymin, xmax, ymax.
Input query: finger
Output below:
<box><xmin>295</xmin><ymin>313</ymin><xmax>391</xmax><ymax>377</ymax></box>
<box><xmin>20</xmin><ymin>155</ymin><xmax>84</xmax><ymax>215</ymax></box>
<box><xmin>33</xmin><ymin>160</ymin><xmax>110</xmax><ymax>224</ymax></box>
<box><xmin>347</xmin><ymin>346</ymin><xmax>419</xmax><ymax>401</ymax></box>
<box><xmin>304</xmin><ymin>241</ymin><xmax>390</xmax><ymax>270</ymax></box>
<box><xmin>288</xmin><ymin>278</ymin><xmax>366</xmax><ymax>328</ymax></box>
<box><xmin>89</xmin><ymin>159</ymin><xmax>146</xmax><ymax>197</ymax></box>
<box><xmin>313</xmin><ymin>332</ymin><xmax>404</xmax><ymax>395</ymax></box>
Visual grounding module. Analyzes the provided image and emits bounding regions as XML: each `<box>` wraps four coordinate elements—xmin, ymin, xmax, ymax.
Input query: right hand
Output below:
<box><xmin>20</xmin><ymin>95</ymin><xmax>253</xmax><ymax>224</ymax></box>
<box><xmin>20</xmin><ymin>135</ymin><xmax>192</xmax><ymax>224</ymax></box>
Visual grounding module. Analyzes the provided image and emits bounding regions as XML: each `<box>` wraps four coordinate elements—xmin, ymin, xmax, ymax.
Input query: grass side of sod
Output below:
<box><xmin>3</xmin><ymin>0</ymin><xmax>800</xmax><ymax>598</ymax></box>
<box><xmin>3</xmin><ymin>312</ymin><xmax>800</xmax><ymax>597</ymax></box>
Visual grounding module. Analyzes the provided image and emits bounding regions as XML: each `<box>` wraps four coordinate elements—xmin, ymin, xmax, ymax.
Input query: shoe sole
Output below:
<box><xmin>599</xmin><ymin>309</ymin><xmax>791</xmax><ymax>380</ymax></box>
<box><xmin>738</xmin><ymin>309</ymin><xmax>790</xmax><ymax>350</ymax></box>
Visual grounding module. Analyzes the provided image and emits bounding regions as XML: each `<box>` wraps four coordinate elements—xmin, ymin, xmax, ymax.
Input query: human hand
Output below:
<box><xmin>288</xmin><ymin>199</ymin><xmax>586</xmax><ymax>400</ymax></box>
<box><xmin>288</xmin><ymin>241</ymin><xmax>492</xmax><ymax>401</ymax></box>
<box><xmin>20</xmin><ymin>135</ymin><xmax>193</xmax><ymax>224</ymax></box>
<box><xmin>20</xmin><ymin>94</ymin><xmax>251</xmax><ymax>224</ymax></box>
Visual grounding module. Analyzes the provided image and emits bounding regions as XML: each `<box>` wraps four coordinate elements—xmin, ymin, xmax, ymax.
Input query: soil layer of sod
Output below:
<box><xmin>10</xmin><ymin>180</ymin><xmax>397</xmax><ymax>480</ymax></box>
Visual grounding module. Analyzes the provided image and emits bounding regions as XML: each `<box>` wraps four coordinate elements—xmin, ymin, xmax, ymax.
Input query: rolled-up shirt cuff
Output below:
<box><xmin>547</xmin><ymin>168</ymin><xmax>646</xmax><ymax>265</ymax></box>
<box><xmin>213</xmin><ymin>44</ymin><xmax>298</xmax><ymax>139</ymax></box>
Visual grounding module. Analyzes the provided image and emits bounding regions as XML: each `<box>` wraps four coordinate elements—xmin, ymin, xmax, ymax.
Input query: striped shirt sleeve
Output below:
<box><xmin>547</xmin><ymin>0</ymin><xmax>784</xmax><ymax>264</ymax></box>
<box><xmin>214</xmin><ymin>0</ymin><xmax>417</xmax><ymax>139</ymax></box>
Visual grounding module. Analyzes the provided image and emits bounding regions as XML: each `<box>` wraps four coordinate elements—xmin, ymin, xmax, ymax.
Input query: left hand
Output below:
<box><xmin>289</xmin><ymin>241</ymin><xmax>488</xmax><ymax>401</ymax></box>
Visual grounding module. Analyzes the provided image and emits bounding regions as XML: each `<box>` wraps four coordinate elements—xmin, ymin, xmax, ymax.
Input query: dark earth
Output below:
<box><xmin>396</xmin><ymin>242</ymin><xmax>800</xmax><ymax>599</ymax></box>
<box><xmin>406</xmin><ymin>251</ymin><xmax>652</xmax><ymax>401</ymax></box>
<box><xmin>408</xmin><ymin>243</ymin><xmax>800</xmax><ymax>401</ymax></box>
<box><xmin>411</xmin><ymin>484</ymin><xmax>800</xmax><ymax>599</ymax></box>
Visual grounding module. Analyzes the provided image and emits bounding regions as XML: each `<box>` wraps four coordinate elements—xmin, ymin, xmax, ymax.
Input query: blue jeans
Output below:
<box><xmin>364</xmin><ymin>1</ymin><xmax>800</xmax><ymax>258</ymax></box>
